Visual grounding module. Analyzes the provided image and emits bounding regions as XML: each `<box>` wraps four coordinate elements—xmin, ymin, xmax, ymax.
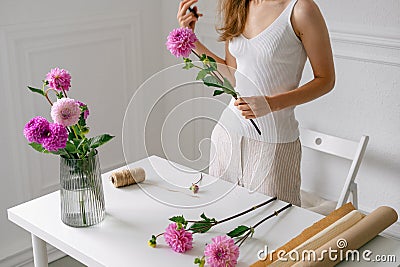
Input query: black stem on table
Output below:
<box><xmin>218</xmin><ymin>196</ymin><xmax>277</xmax><ymax>225</ymax></box>
<box><xmin>235</xmin><ymin>203</ymin><xmax>293</xmax><ymax>247</ymax></box>
<box><xmin>187</xmin><ymin>197</ymin><xmax>277</xmax><ymax>231</ymax></box>
<box><xmin>193</xmin><ymin>173</ymin><xmax>203</xmax><ymax>185</ymax></box>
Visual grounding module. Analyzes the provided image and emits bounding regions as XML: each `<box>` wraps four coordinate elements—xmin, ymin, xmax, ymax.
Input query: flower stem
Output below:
<box><xmin>188</xmin><ymin>197</ymin><xmax>277</xmax><ymax>232</ymax></box>
<box><xmin>44</xmin><ymin>88</ymin><xmax>56</xmax><ymax>106</ymax></box>
<box><xmin>190</xmin><ymin>49</ymin><xmax>261</xmax><ymax>135</ymax></box>
<box><xmin>218</xmin><ymin>196</ymin><xmax>277</xmax><ymax>225</ymax></box>
<box><xmin>234</xmin><ymin>203</ymin><xmax>293</xmax><ymax>247</ymax></box>
<box><xmin>193</xmin><ymin>173</ymin><xmax>203</xmax><ymax>185</ymax></box>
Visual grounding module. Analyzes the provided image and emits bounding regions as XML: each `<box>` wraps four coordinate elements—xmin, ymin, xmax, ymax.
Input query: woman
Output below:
<box><xmin>177</xmin><ymin>0</ymin><xmax>335</xmax><ymax>206</ymax></box>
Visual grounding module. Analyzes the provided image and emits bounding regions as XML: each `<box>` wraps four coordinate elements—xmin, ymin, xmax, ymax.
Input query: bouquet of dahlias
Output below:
<box><xmin>166</xmin><ymin>27</ymin><xmax>261</xmax><ymax>135</ymax></box>
<box><xmin>24</xmin><ymin>68</ymin><xmax>114</xmax><ymax>158</ymax></box>
<box><xmin>148</xmin><ymin>197</ymin><xmax>292</xmax><ymax>267</ymax></box>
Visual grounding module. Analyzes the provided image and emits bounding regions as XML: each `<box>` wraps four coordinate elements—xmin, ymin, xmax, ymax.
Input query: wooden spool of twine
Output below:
<box><xmin>110</xmin><ymin>167</ymin><xmax>146</xmax><ymax>188</ymax></box>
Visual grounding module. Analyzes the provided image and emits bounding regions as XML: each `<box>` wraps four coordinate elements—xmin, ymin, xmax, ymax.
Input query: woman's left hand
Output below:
<box><xmin>234</xmin><ymin>96</ymin><xmax>272</xmax><ymax>119</ymax></box>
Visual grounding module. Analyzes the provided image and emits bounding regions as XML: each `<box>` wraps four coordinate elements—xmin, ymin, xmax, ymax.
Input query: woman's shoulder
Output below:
<box><xmin>291</xmin><ymin>0</ymin><xmax>326</xmax><ymax>36</ymax></box>
<box><xmin>293</xmin><ymin>0</ymin><xmax>321</xmax><ymax>16</ymax></box>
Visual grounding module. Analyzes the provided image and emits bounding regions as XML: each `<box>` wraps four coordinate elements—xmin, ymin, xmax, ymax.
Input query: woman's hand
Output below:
<box><xmin>177</xmin><ymin>0</ymin><xmax>203</xmax><ymax>30</ymax></box>
<box><xmin>234</xmin><ymin>96</ymin><xmax>272</xmax><ymax>119</ymax></box>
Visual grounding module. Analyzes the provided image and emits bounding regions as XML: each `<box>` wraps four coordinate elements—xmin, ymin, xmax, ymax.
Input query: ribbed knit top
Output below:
<box><xmin>219</xmin><ymin>0</ymin><xmax>307</xmax><ymax>143</ymax></box>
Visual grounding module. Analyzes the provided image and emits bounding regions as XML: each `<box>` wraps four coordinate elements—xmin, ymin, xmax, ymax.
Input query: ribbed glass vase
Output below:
<box><xmin>60</xmin><ymin>150</ymin><xmax>105</xmax><ymax>227</ymax></box>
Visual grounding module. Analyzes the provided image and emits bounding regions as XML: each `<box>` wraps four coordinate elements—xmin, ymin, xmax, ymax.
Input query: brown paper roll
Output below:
<box><xmin>110</xmin><ymin>167</ymin><xmax>145</xmax><ymax>188</ymax></box>
<box><xmin>270</xmin><ymin>210</ymin><xmax>365</xmax><ymax>266</ymax></box>
<box><xmin>251</xmin><ymin>203</ymin><xmax>356</xmax><ymax>267</ymax></box>
<box><xmin>293</xmin><ymin>206</ymin><xmax>398</xmax><ymax>267</ymax></box>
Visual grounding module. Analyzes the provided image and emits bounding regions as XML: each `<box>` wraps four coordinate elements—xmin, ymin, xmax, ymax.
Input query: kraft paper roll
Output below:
<box><xmin>270</xmin><ymin>210</ymin><xmax>365</xmax><ymax>266</ymax></box>
<box><xmin>293</xmin><ymin>206</ymin><xmax>398</xmax><ymax>267</ymax></box>
<box><xmin>110</xmin><ymin>167</ymin><xmax>145</xmax><ymax>188</ymax></box>
<box><xmin>251</xmin><ymin>203</ymin><xmax>356</xmax><ymax>267</ymax></box>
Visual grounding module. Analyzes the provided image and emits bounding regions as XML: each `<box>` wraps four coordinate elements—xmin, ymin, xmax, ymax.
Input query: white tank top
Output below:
<box><xmin>218</xmin><ymin>0</ymin><xmax>307</xmax><ymax>143</ymax></box>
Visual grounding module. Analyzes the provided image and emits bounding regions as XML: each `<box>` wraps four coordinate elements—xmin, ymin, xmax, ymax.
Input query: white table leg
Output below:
<box><xmin>31</xmin><ymin>234</ymin><xmax>48</xmax><ymax>267</ymax></box>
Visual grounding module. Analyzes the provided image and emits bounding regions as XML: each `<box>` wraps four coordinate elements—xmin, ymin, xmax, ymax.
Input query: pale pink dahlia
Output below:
<box><xmin>46</xmin><ymin>68</ymin><xmax>71</xmax><ymax>91</ymax></box>
<box><xmin>76</xmin><ymin>101</ymin><xmax>89</xmax><ymax>120</ymax></box>
<box><xmin>23</xmin><ymin>116</ymin><xmax>50</xmax><ymax>143</ymax></box>
<box><xmin>164</xmin><ymin>223</ymin><xmax>193</xmax><ymax>253</ymax></box>
<box><xmin>51</xmin><ymin>98</ymin><xmax>80</xmax><ymax>127</ymax></box>
<box><xmin>166</xmin><ymin>27</ymin><xmax>198</xmax><ymax>58</ymax></box>
<box><xmin>42</xmin><ymin>123</ymin><xmax>68</xmax><ymax>151</ymax></box>
<box><xmin>204</xmin><ymin>236</ymin><xmax>239</xmax><ymax>267</ymax></box>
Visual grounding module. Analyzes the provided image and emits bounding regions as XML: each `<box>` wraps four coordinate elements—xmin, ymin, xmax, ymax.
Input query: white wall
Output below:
<box><xmin>161</xmin><ymin>0</ymin><xmax>400</xmax><ymax>238</ymax></box>
<box><xmin>0</xmin><ymin>0</ymin><xmax>163</xmax><ymax>265</ymax></box>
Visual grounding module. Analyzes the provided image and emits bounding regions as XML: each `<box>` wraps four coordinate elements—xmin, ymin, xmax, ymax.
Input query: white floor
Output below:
<box><xmin>49</xmin><ymin>256</ymin><xmax>85</xmax><ymax>267</ymax></box>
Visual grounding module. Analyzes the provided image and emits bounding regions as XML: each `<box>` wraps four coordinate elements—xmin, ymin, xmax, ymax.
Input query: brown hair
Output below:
<box><xmin>217</xmin><ymin>0</ymin><xmax>250</xmax><ymax>42</ymax></box>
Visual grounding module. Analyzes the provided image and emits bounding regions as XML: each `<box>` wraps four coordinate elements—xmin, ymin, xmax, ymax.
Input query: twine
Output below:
<box><xmin>110</xmin><ymin>167</ymin><xmax>145</xmax><ymax>188</ymax></box>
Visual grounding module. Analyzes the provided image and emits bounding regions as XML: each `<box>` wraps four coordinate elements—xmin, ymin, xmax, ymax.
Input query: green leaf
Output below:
<box><xmin>65</xmin><ymin>142</ymin><xmax>78</xmax><ymax>154</ymax></box>
<box><xmin>29</xmin><ymin>142</ymin><xmax>49</xmax><ymax>153</ymax></box>
<box><xmin>189</xmin><ymin>213</ymin><xmax>216</xmax><ymax>233</ymax></box>
<box><xmin>202</xmin><ymin>76</ymin><xmax>223</xmax><ymax>87</ymax></box>
<box><xmin>169</xmin><ymin>215</ymin><xmax>187</xmax><ymax>225</ymax></box>
<box><xmin>183</xmin><ymin>57</ymin><xmax>194</xmax><ymax>70</ymax></box>
<box><xmin>68</xmin><ymin>131</ymin><xmax>75</xmax><ymax>140</ymax></box>
<box><xmin>223</xmin><ymin>78</ymin><xmax>234</xmax><ymax>91</ymax></box>
<box><xmin>200</xmin><ymin>213</ymin><xmax>215</xmax><ymax>222</ymax></box>
<box><xmin>213</xmin><ymin>90</ymin><xmax>224</xmax><ymax>96</ymax></box>
<box><xmin>27</xmin><ymin>86</ymin><xmax>45</xmax><ymax>96</ymax></box>
<box><xmin>88</xmin><ymin>134</ymin><xmax>114</xmax><ymax>149</ymax></box>
<box><xmin>208</xmin><ymin>56</ymin><xmax>218</xmax><ymax>70</ymax></box>
<box><xmin>49</xmin><ymin>149</ymin><xmax>68</xmax><ymax>156</ymax></box>
<box><xmin>196</xmin><ymin>69</ymin><xmax>208</xmax><ymax>80</ymax></box>
<box><xmin>56</xmin><ymin>92</ymin><xmax>64</xmax><ymax>99</ymax></box>
<box><xmin>189</xmin><ymin>221</ymin><xmax>213</xmax><ymax>233</ymax></box>
<box><xmin>222</xmin><ymin>78</ymin><xmax>237</xmax><ymax>98</ymax></box>
<box><xmin>227</xmin><ymin>225</ymin><xmax>250</xmax><ymax>238</ymax></box>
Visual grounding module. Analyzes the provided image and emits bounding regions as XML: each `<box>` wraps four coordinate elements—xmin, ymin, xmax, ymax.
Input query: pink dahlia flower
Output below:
<box><xmin>42</xmin><ymin>123</ymin><xmax>68</xmax><ymax>151</ymax></box>
<box><xmin>164</xmin><ymin>223</ymin><xmax>193</xmax><ymax>253</ymax></box>
<box><xmin>23</xmin><ymin>116</ymin><xmax>50</xmax><ymax>143</ymax></box>
<box><xmin>76</xmin><ymin>101</ymin><xmax>89</xmax><ymax>120</ymax></box>
<box><xmin>166</xmin><ymin>27</ymin><xmax>198</xmax><ymax>58</ymax></box>
<box><xmin>51</xmin><ymin>98</ymin><xmax>81</xmax><ymax>127</ymax></box>
<box><xmin>46</xmin><ymin>68</ymin><xmax>71</xmax><ymax>91</ymax></box>
<box><xmin>204</xmin><ymin>236</ymin><xmax>239</xmax><ymax>267</ymax></box>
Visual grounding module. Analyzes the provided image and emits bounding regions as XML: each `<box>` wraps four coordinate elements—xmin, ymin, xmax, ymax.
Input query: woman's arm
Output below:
<box><xmin>268</xmin><ymin>0</ymin><xmax>335</xmax><ymax>112</ymax></box>
<box><xmin>177</xmin><ymin>0</ymin><xmax>237</xmax><ymax>81</ymax></box>
<box><xmin>235</xmin><ymin>0</ymin><xmax>335</xmax><ymax>119</ymax></box>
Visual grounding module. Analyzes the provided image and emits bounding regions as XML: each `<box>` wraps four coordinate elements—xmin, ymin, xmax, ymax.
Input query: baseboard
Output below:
<box><xmin>0</xmin><ymin>245</ymin><xmax>65</xmax><ymax>267</ymax></box>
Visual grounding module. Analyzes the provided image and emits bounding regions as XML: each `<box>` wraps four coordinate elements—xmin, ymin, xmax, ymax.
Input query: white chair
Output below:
<box><xmin>299</xmin><ymin>128</ymin><xmax>369</xmax><ymax>215</ymax></box>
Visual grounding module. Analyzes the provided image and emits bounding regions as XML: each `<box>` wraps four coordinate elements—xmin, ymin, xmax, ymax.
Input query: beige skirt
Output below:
<box><xmin>209</xmin><ymin>124</ymin><xmax>302</xmax><ymax>206</ymax></box>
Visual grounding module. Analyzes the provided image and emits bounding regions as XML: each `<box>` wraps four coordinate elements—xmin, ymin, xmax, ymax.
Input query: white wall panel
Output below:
<box><xmin>0</xmin><ymin>0</ymin><xmax>163</xmax><ymax>264</ymax></box>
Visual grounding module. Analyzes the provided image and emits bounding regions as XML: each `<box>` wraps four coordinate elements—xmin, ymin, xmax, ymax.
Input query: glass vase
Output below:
<box><xmin>60</xmin><ymin>150</ymin><xmax>105</xmax><ymax>227</ymax></box>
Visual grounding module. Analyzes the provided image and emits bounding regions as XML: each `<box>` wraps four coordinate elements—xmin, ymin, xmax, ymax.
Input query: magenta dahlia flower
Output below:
<box><xmin>46</xmin><ymin>68</ymin><xmax>71</xmax><ymax>92</ymax></box>
<box><xmin>76</xmin><ymin>101</ymin><xmax>89</xmax><ymax>120</ymax></box>
<box><xmin>42</xmin><ymin>123</ymin><xmax>68</xmax><ymax>151</ymax></box>
<box><xmin>204</xmin><ymin>236</ymin><xmax>239</xmax><ymax>267</ymax></box>
<box><xmin>23</xmin><ymin>116</ymin><xmax>50</xmax><ymax>143</ymax></box>
<box><xmin>51</xmin><ymin>98</ymin><xmax>81</xmax><ymax>127</ymax></box>
<box><xmin>166</xmin><ymin>27</ymin><xmax>198</xmax><ymax>58</ymax></box>
<box><xmin>164</xmin><ymin>223</ymin><xmax>193</xmax><ymax>253</ymax></box>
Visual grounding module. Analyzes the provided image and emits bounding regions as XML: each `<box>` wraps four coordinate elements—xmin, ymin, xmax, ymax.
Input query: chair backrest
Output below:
<box><xmin>299</xmin><ymin>128</ymin><xmax>369</xmax><ymax>209</ymax></box>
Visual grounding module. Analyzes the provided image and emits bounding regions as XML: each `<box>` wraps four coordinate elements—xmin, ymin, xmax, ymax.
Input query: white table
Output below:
<box><xmin>8</xmin><ymin>156</ymin><xmax>400</xmax><ymax>266</ymax></box>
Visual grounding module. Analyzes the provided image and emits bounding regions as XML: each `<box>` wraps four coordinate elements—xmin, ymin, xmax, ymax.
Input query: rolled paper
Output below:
<box><xmin>270</xmin><ymin>210</ymin><xmax>365</xmax><ymax>266</ymax></box>
<box><xmin>250</xmin><ymin>202</ymin><xmax>356</xmax><ymax>267</ymax></box>
<box><xmin>110</xmin><ymin>167</ymin><xmax>145</xmax><ymax>188</ymax></box>
<box><xmin>293</xmin><ymin>206</ymin><xmax>398</xmax><ymax>267</ymax></box>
